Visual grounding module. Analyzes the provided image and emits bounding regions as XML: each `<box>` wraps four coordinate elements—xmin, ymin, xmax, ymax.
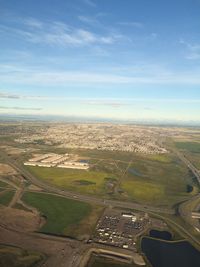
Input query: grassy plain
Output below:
<box><xmin>25</xmin><ymin>149</ymin><xmax>197</xmax><ymax>207</ymax></box>
<box><xmin>26</xmin><ymin>166</ymin><xmax>112</xmax><ymax>196</ymax></box>
<box><xmin>0</xmin><ymin>245</ymin><xmax>44</xmax><ymax>267</ymax></box>
<box><xmin>0</xmin><ymin>180</ymin><xmax>11</xmax><ymax>188</ymax></box>
<box><xmin>186</xmin><ymin>152</ymin><xmax>200</xmax><ymax>169</ymax></box>
<box><xmin>121</xmin><ymin>155</ymin><xmax>196</xmax><ymax>206</ymax></box>
<box><xmin>0</xmin><ymin>190</ymin><xmax>14</xmax><ymax>206</ymax></box>
<box><xmin>175</xmin><ymin>142</ymin><xmax>200</xmax><ymax>153</ymax></box>
<box><xmin>175</xmin><ymin>141</ymin><xmax>200</xmax><ymax>170</ymax></box>
<box><xmin>22</xmin><ymin>192</ymin><xmax>102</xmax><ymax>238</ymax></box>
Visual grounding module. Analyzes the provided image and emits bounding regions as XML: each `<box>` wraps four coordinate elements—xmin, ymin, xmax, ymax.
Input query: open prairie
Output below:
<box><xmin>0</xmin><ymin>245</ymin><xmax>44</xmax><ymax>267</ymax></box>
<box><xmin>22</xmin><ymin>192</ymin><xmax>103</xmax><ymax>238</ymax></box>
<box><xmin>25</xmin><ymin>149</ymin><xmax>197</xmax><ymax>207</ymax></box>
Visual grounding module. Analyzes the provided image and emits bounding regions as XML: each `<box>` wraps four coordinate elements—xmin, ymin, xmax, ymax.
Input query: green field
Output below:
<box><xmin>0</xmin><ymin>245</ymin><xmax>44</xmax><ymax>267</ymax></box>
<box><xmin>0</xmin><ymin>180</ymin><xmax>11</xmax><ymax>188</ymax></box>
<box><xmin>186</xmin><ymin>152</ymin><xmax>200</xmax><ymax>169</ymax></box>
<box><xmin>22</xmin><ymin>192</ymin><xmax>102</xmax><ymax>238</ymax></box>
<box><xmin>120</xmin><ymin>155</ymin><xmax>197</xmax><ymax>206</ymax></box>
<box><xmin>25</xmin><ymin>150</ymin><xmax>198</xmax><ymax>207</ymax></box>
<box><xmin>0</xmin><ymin>190</ymin><xmax>14</xmax><ymax>206</ymax></box>
<box><xmin>175</xmin><ymin>141</ymin><xmax>200</xmax><ymax>171</ymax></box>
<box><xmin>26</xmin><ymin>166</ymin><xmax>112</xmax><ymax>195</ymax></box>
<box><xmin>175</xmin><ymin>142</ymin><xmax>200</xmax><ymax>153</ymax></box>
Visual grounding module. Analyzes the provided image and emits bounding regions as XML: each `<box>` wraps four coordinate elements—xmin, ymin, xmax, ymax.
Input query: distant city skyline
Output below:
<box><xmin>0</xmin><ymin>0</ymin><xmax>200</xmax><ymax>123</ymax></box>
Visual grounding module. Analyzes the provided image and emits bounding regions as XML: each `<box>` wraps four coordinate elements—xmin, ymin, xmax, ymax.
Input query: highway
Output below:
<box><xmin>175</xmin><ymin>149</ymin><xmax>200</xmax><ymax>238</ymax></box>
<box><xmin>0</xmin><ymin>151</ymin><xmax>175</xmax><ymax>215</ymax></box>
<box><xmin>2</xmin><ymin>149</ymin><xmax>200</xmax><ymax>266</ymax></box>
<box><xmin>175</xmin><ymin>151</ymin><xmax>200</xmax><ymax>185</ymax></box>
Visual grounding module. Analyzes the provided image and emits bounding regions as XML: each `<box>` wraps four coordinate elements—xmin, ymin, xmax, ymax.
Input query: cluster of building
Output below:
<box><xmin>93</xmin><ymin>210</ymin><xmax>150</xmax><ymax>251</ymax></box>
<box><xmin>15</xmin><ymin>123</ymin><xmax>168</xmax><ymax>154</ymax></box>
<box><xmin>24</xmin><ymin>153</ymin><xmax>89</xmax><ymax>169</ymax></box>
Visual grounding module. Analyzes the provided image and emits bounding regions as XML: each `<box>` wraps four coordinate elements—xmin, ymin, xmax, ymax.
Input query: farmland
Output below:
<box><xmin>0</xmin><ymin>190</ymin><xmax>15</xmax><ymax>206</ymax></box>
<box><xmin>0</xmin><ymin>245</ymin><xmax>44</xmax><ymax>267</ymax></box>
<box><xmin>22</xmin><ymin>192</ymin><xmax>103</xmax><ymax>238</ymax></box>
<box><xmin>175</xmin><ymin>141</ymin><xmax>200</xmax><ymax>170</ymax></box>
<box><xmin>175</xmin><ymin>142</ymin><xmax>200</xmax><ymax>153</ymax></box>
<box><xmin>26</xmin><ymin>166</ymin><xmax>111</xmax><ymax>196</ymax></box>
<box><xmin>25</xmin><ymin>150</ymin><xmax>197</xmax><ymax>207</ymax></box>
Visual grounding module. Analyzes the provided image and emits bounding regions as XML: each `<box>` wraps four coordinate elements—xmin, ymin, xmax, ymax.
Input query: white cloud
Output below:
<box><xmin>118</xmin><ymin>21</ymin><xmax>144</xmax><ymax>28</ymax></box>
<box><xmin>23</xmin><ymin>18</ymin><xmax>43</xmax><ymax>29</ymax></box>
<box><xmin>83</xmin><ymin>0</ymin><xmax>96</xmax><ymax>7</ymax></box>
<box><xmin>78</xmin><ymin>15</ymin><xmax>97</xmax><ymax>25</ymax></box>
<box><xmin>180</xmin><ymin>40</ymin><xmax>200</xmax><ymax>60</ymax></box>
<box><xmin>1</xmin><ymin>66</ymin><xmax>200</xmax><ymax>85</ymax></box>
<box><xmin>0</xmin><ymin>19</ymin><xmax>118</xmax><ymax>47</ymax></box>
<box><xmin>0</xmin><ymin>92</ymin><xmax>21</xmax><ymax>99</ymax></box>
<box><xmin>0</xmin><ymin>106</ymin><xmax>42</xmax><ymax>111</ymax></box>
<box><xmin>84</xmin><ymin>100</ymin><xmax>128</xmax><ymax>108</ymax></box>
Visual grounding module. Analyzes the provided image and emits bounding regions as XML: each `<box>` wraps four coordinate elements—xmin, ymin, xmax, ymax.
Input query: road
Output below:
<box><xmin>0</xmin><ymin>151</ymin><xmax>175</xmax><ymax>215</ymax></box>
<box><xmin>175</xmin><ymin>151</ymin><xmax>200</xmax><ymax>185</ymax></box>
<box><xmin>1</xmin><ymin>149</ymin><xmax>200</xmax><ymax>265</ymax></box>
<box><xmin>0</xmin><ymin>223</ymin><xmax>145</xmax><ymax>267</ymax></box>
<box><xmin>0</xmin><ymin>224</ymin><xmax>83</xmax><ymax>267</ymax></box>
<box><xmin>174</xmin><ymin>149</ymin><xmax>200</xmax><ymax>236</ymax></box>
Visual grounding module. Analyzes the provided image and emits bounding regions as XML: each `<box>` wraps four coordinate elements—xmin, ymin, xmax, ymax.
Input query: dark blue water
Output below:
<box><xmin>141</xmin><ymin>238</ymin><xmax>200</xmax><ymax>267</ymax></box>
<box><xmin>149</xmin><ymin>230</ymin><xmax>172</xmax><ymax>241</ymax></box>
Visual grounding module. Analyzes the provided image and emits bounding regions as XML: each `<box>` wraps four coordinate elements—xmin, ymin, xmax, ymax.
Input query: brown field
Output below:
<box><xmin>0</xmin><ymin>207</ymin><xmax>43</xmax><ymax>232</ymax></box>
<box><xmin>0</xmin><ymin>163</ymin><xmax>17</xmax><ymax>175</ymax></box>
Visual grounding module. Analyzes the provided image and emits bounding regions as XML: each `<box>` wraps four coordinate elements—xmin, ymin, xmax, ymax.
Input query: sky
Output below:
<box><xmin>0</xmin><ymin>0</ymin><xmax>200</xmax><ymax>123</ymax></box>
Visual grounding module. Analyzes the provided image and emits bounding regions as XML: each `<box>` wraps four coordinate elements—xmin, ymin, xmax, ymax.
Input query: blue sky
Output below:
<box><xmin>0</xmin><ymin>0</ymin><xmax>200</xmax><ymax>123</ymax></box>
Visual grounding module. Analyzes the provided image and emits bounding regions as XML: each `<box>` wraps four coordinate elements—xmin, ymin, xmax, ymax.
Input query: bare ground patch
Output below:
<box><xmin>0</xmin><ymin>163</ymin><xmax>17</xmax><ymax>176</ymax></box>
<box><xmin>0</xmin><ymin>206</ymin><xmax>43</xmax><ymax>232</ymax></box>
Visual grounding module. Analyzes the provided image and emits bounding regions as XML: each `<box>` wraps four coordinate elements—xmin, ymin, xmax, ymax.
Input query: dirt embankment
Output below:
<box><xmin>0</xmin><ymin>163</ymin><xmax>17</xmax><ymax>176</ymax></box>
<box><xmin>0</xmin><ymin>207</ymin><xmax>43</xmax><ymax>232</ymax></box>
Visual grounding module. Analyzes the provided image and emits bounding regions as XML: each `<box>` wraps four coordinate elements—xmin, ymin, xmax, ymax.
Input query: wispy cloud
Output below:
<box><xmin>1</xmin><ymin>65</ymin><xmax>200</xmax><ymax>85</ymax></box>
<box><xmin>83</xmin><ymin>0</ymin><xmax>96</xmax><ymax>7</ymax></box>
<box><xmin>0</xmin><ymin>91</ymin><xmax>57</xmax><ymax>101</ymax></box>
<box><xmin>118</xmin><ymin>21</ymin><xmax>144</xmax><ymax>28</ymax></box>
<box><xmin>143</xmin><ymin>107</ymin><xmax>154</xmax><ymax>110</ymax></box>
<box><xmin>84</xmin><ymin>100</ymin><xmax>129</xmax><ymax>108</ymax></box>
<box><xmin>0</xmin><ymin>92</ymin><xmax>21</xmax><ymax>99</ymax></box>
<box><xmin>78</xmin><ymin>15</ymin><xmax>100</xmax><ymax>27</ymax></box>
<box><xmin>22</xmin><ymin>17</ymin><xmax>44</xmax><ymax>29</ymax></box>
<box><xmin>1</xmin><ymin>90</ymin><xmax>200</xmax><ymax>105</ymax></box>
<box><xmin>0</xmin><ymin>106</ymin><xmax>42</xmax><ymax>110</ymax></box>
<box><xmin>0</xmin><ymin>18</ymin><xmax>118</xmax><ymax>47</ymax></box>
<box><xmin>180</xmin><ymin>39</ymin><xmax>200</xmax><ymax>60</ymax></box>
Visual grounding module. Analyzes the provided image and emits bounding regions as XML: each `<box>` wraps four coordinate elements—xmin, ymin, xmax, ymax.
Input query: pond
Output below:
<box><xmin>141</xmin><ymin>237</ymin><xmax>200</xmax><ymax>267</ymax></box>
<box><xmin>149</xmin><ymin>230</ymin><xmax>172</xmax><ymax>241</ymax></box>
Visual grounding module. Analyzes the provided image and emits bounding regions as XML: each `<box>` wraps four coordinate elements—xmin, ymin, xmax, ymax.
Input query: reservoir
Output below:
<box><xmin>149</xmin><ymin>230</ymin><xmax>172</xmax><ymax>241</ymax></box>
<box><xmin>141</xmin><ymin>237</ymin><xmax>200</xmax><ymax>267</ymax></box>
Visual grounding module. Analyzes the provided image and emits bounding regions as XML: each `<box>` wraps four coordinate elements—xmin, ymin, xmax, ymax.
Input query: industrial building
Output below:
<box><xmin>24</xmin><ymin>153</ymin><xmax>89</xmax><ymax>170</ymax></box>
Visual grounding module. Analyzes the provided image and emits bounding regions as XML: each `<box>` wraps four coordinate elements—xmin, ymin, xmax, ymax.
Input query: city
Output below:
<box><xmin>1</xmin><ymin>0</ymin><xmax>200</xmax><ymax>266</ymax></box>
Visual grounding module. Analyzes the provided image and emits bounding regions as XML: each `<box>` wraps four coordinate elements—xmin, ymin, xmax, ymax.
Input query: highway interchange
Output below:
<box><xmin>1</xmin><ymin>148</ymin><xmax>200</xmax><ymax>266</ymax></box>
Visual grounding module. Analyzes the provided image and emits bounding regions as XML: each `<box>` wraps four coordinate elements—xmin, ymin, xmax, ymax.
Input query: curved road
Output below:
<box><xmin>2</xmin><ymin>153</ymin><xmax>175</xmax><ymax>215</ymax></box>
